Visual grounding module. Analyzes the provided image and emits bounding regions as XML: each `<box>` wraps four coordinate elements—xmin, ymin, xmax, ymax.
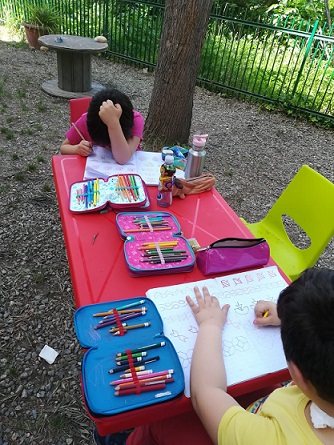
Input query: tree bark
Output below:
<box><xmin>144</xmin><ymin>0</ymin><xmax>213</xmax><ymax>149</ymax></box>
<box><xmin>324</xmin><ymin>0</ymin><xmax>332</xmax><ymax>29</ymax></box>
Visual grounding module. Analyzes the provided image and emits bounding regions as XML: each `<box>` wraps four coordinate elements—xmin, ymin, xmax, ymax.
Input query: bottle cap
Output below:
<box><xmin>193</xmin><ymin>134</ymin><xmax>208</xmax><ymax>147</ymax></box>
<box><xmin>165</xmin><ymin>155</ymin><xmax>174</xmax><ymax>165</ymax></box>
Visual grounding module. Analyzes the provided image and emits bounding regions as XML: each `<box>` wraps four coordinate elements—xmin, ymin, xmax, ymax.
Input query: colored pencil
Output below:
<box><xmin>116</xmin><ymin>341</ymin><xmax>166</xmax><ymax>357</ymax></box>
<box><xmin>110</xmin><ymin>370</ymin><xmax>174</xmax><ymax>385</ymax></box>
<box><xmin>71</xmin><ymin>122</ymin><xmax>85</xmax><ymax>140</ymax></box>
<box><xmin>93</xmin><ymin>300</ymin><xmax>145</xmax><ymax>317</ymax></box>
<box><xmin>124</xmin><ymin>227</ymin><xmax>172</xmax><ymax>233</ymax></box>
<box><xmin>111</xmin><ymin>322</ymin><xmax>151</xmax><ymax>335</ymax></box>
<box><xmin>117</xmin><ymin>351</ymin><xmax>148</xmax><ymax>361</ymax></box>
<box><xmin>108</xmin><ymin>364</ymin><xmax>146</xmax><ymax>374</ymax></box>
<box><xmin>115</xmin><ymin>383</ymin><xmax>166</xmax><ymax>396</ymax></box>
<box><xmin>115</xmin><ymin>377</ymin><xmax>174</xmax><ymax>391</ymax></box>
<box><xmin>116</xmin><ymin>355</ymin><xmax>160</xmax><ymax>367</ymax></box>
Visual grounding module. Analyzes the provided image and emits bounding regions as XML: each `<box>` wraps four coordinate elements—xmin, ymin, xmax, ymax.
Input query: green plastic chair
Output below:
<box><xmin>241</xmin><ymin>165</ymin><xmax>334</xmax><ymax>282</ymax></box>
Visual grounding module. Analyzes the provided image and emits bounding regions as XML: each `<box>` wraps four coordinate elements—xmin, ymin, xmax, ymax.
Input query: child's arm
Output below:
<box><xmin>60</xmin><ymin>138</ymin><xmax>93</xmax><ymax>156</ymax></box>
<box><xmin>186</xmin><ymin>286</ymin><xmax>240</xmax><ymax>445</ymax></box>
<box><xmin>99</xmin><ymin>100</ymin><xmax>139</xmax><ymax>164</ymax></box>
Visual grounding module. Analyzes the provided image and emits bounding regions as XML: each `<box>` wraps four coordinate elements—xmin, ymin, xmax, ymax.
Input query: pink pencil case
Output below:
<box><xmin>69</xmin><ymin>174</ymin><xmax>150</xmax><ymax>213</ymax></box>
<box><xmin>116</xmin><ymin>211</ymin><xmax>195</xmax><ymax>277</ymax></box>
<box><xmin>196</xmin><ymin>238</ymin><xmax>270</xmax><ymax>275</ymax></box>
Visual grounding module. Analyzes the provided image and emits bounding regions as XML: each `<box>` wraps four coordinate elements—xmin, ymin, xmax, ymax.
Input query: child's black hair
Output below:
<box><xmin>277</xmin><ymin>268</ymin><xmax>334</xmax><ymax>403</ymax></box>
<box><xmin>86</xmin><ymin>88</ymin><xmax>134</xmax><ymax>146</ymax></box>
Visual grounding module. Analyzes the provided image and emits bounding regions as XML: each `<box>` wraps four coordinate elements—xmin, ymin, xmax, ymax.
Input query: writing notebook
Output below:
<box><xmin>146</xmin><ymin>266</ymin><xmax>288</xmax><ymax>397</ymax></box>
<box><xmin>84</xmin><ymin>145</ymin><xmax>184</xmax><ymax>185</ymax></box>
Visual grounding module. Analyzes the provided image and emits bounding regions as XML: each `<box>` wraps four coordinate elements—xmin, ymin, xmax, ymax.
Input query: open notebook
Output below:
<box><xmin>146</xmin><ymin>266</ymin><xmax>288</xmax><ymax>397</ymax></box>
<box><xmin>84</xmin><ymin>145</ymin><xmax>185</xmax><ymax>185</ymax></box>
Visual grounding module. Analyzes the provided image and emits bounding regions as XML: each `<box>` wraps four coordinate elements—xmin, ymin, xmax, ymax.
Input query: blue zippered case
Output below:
<box><xmin>74</xmin><ymin>297</ymin><xmax>185</xmax><ymax>416</ymax></box>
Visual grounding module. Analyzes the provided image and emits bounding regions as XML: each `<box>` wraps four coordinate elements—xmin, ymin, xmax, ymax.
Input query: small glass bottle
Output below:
<box><xmin>184</xmin><ymin>133</ymin><xmax>208</xmax><ymax>179</ymax></box>
<box><xmin>157</xmin><ymin>155</ymin><xmax>176</xmax><ymax>207</ymax></box>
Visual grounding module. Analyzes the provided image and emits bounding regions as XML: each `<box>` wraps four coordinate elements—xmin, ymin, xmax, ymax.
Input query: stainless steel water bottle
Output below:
<box><xmin>184</xmin><ymin>133</ymin><xmax>208</xmax><ymax>179</ymax></box>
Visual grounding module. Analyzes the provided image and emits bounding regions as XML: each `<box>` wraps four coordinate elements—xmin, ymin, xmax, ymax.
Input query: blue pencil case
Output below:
<box><xmin>74</xmin><ymin>297</ymin><xmax>185</xmax><ymax>416</ymax></box>
<box><xmin>115</xmin><ymin>211</ymin><xmax>196</xmax><ymax>277</ymax></box>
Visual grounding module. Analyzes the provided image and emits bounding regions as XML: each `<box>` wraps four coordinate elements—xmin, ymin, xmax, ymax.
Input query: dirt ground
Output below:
<box><xmin>0</xmin><ymin>33</ymin><xmax>333</xmax><ymax>444</ymax></box>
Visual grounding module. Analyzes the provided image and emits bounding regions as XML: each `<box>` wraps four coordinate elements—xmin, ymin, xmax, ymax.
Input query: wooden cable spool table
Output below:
<box><xmin>38</xmin><ymin>35</ymin><xmax>108</xmax><ymax>98</ymax></box>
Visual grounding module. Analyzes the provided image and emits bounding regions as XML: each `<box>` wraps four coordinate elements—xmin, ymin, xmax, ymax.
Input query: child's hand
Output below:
<box><xmin>186</xmin><ymin>286</ymin><xmax>230</xmax><ymax>329</ymax></box>
<box><xmin>253</xmin><ymin>300</ymin><xmax>281</xmax><ymax>327</ymax></box>
<box><xmin>99</xmin><ymin>100</ymin><xmax>122</xmax><ymax>128</ymax></box>
<box><xmin>77</xmin><ymin>140</ymin><xmax>93</xmax><ymax>157</ymax></box>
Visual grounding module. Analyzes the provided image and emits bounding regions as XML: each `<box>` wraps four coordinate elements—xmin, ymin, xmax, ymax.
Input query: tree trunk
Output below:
<box><xmin>324</xmin><ymin>0</ymin><xmax>332</xmax><ymax>29</ymax></box>
<box><xmin>144</xmin><ymin>0</ymin><xmax>213</xmax><ymax>149</ymax></box>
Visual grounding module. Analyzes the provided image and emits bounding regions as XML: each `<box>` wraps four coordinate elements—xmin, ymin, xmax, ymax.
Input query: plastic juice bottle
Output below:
<box><xmin>157</xmin><ymin>155</ymin><xmax>176</xmax><ymax>207</ymax></box>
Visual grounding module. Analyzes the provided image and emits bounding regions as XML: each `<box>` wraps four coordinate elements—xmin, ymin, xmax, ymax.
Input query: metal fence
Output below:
<box><xmin>1</xmin><ymin>1</ymin><xmax>333</xmax><ymax>120</ymax></box>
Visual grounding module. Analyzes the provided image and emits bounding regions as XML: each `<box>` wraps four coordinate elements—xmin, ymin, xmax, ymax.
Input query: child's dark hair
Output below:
<box><xmin>277</xmin><ymin>268</ymin><xmax>334</xmax><ymax>403</ymax></box>
<box><xmin>86</xmin><ymin>88</ymin><xmax>134</xmax><ymax>146</ymax></box>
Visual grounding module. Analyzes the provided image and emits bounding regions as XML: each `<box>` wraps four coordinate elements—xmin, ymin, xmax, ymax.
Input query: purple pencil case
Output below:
<box><xmin>116</xmin><ymin>211</ymin><xmax>195</xmax><ymax>277</ymax></box>
<box><xmin>196</xmin><ymin>238</ymin><xmax>270</xmax><ymax>275</ymax></box>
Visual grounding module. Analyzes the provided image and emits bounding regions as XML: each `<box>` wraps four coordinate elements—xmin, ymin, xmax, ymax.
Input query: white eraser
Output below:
<box><xmin>39</xmin><ymin>345</ymin><xmax>59</xmax><ymax>364</ymax></box>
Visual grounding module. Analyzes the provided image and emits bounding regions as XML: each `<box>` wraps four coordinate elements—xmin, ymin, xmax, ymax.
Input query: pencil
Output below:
<box><xmin>116</xmin><ymin>355</ymin><xmax>160</xmax><ymax>367</ymax></box>
<box><xmin>263</xmin><ymin>310</ymin><xmax>269</xmax><ymax>318</ymax></box>
<box><xmin>115</xmin><ymin>383</ymin><xmax>166</xmax><ymax>396</ymax></box>
<box><xmin>117</xmin><ymin>351</ymin><xmax>148</xmax><ymax>360</ymax></box>
<box><xmin>71</xmin><ymin>122</ymin><xmax>85</xmax><ymax>140</ymax></box>
<box><xmin>93</xmin><ymin>300</ymin><xmax>146</xmax><ymax>316</ymax></box>
<box><xmin>110</xmin><ymin>370</ymin><xmax>174</xmax><ymax>385</ymax></box>
<box><xmin>111</xmin><ymin>322</ymin><xmax>151</xmax><ymax>334</ymax></box>
<box><xmin>115</xmin><ymin>377</ymin><xmax>174</xmax><ymax>391</ymax></box>
<box><xmin>108</xmin><ymin>364</ymin><xmax>146</xmax><ymax>374</ymax></box>
<box><xmin>124</xmin><ymin>227</ymin><xmax>172</xmax><ymax>233</ymax></box>
<box><xmin>116</xmin><ymin>341</ymin><xmax>166</xmax><ymax>357</ymax></box>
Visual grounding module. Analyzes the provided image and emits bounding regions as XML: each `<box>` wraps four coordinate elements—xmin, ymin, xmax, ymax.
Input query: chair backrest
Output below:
<box><xmin>69</xmin><ymin>97</ymin><xmax>92</xmax><ymax>123</ymax></box>
<box><xmin>264</xmin><ymin>164</ymin><xmax>334</xmax><ymax>265</ymax></box>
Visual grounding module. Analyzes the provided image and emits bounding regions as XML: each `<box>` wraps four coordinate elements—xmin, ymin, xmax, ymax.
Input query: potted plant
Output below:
<box><xmin>22</xmin><ymin>4</ymin><xmax>61</xmax><ymax>50</ymax></box>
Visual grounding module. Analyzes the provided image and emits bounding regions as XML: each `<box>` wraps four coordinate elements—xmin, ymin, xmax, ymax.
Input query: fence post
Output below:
<box><xmin>290</xmin><ymin>20</ymin><xmax>319</xmax><ymax>98</ymax></box>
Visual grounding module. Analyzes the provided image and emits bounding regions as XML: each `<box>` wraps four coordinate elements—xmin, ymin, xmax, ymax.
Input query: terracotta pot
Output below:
<box><xmin>22</xmin><ymin>23</ymin><xmax>48</xmax><ymax>50</ymax></box>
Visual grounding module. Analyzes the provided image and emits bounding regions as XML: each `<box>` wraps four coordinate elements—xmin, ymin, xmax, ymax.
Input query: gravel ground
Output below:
<box><xmin>0</xmin><ymin>36</ymin><xmax>333</xmax><ymax>445</ymax></box>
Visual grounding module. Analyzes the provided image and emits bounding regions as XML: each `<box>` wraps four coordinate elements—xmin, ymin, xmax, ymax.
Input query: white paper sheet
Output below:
<box><xmin>146</xmin><ymin>266</ymin><xmax>288</xmax><ymax>397</ymax></box>
<box><xmin>84</xmin><ymin>146</ymin><xmax>184</xmax><ymax>185</ymax></box>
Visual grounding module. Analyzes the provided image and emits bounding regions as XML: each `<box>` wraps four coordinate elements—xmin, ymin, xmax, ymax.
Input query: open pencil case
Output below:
<box><xmin>69</xmin><ymin>174</ymin><xmax>150</xmax><ymax>213</ymax></box>
<box><xmin>74</xmin><ymin>297</ymin><xmax>185</xmax><ymax>416</ymax></box>
<box><xmin>115</xmin><ymin>211</ymin><xmax>196</xmax><ymax>277</ymax></box>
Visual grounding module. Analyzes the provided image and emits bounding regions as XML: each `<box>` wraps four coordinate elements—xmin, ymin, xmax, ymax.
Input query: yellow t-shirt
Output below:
<box><xmin>218</xmin><ymin>385</ymin><xmax>324</xmax><ymax>445</ymax></box>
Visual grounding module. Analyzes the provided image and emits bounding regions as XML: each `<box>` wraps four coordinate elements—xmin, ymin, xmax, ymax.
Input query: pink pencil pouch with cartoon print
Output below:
<box><xmin>196</xmin><ymin>238</ymin><xmax>270</xmax><ymax>275</ymax></box>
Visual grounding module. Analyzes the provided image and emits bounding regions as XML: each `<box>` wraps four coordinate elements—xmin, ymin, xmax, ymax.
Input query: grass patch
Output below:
<box><xmin>14</xmin><ymin>172</ymin><xmax>25</xmax><ymax>181</ymax></box>
<box><xmin>0</xmin><ymin>127</ymin><xmax>14</xmax><ymax>140</ymax></box>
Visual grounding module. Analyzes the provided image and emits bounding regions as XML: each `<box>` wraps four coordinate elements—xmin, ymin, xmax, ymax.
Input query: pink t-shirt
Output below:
<box><xmin>66</xmin><ymin>110</ymin><xmax>144</xmax><ymax>149</ymax></box>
